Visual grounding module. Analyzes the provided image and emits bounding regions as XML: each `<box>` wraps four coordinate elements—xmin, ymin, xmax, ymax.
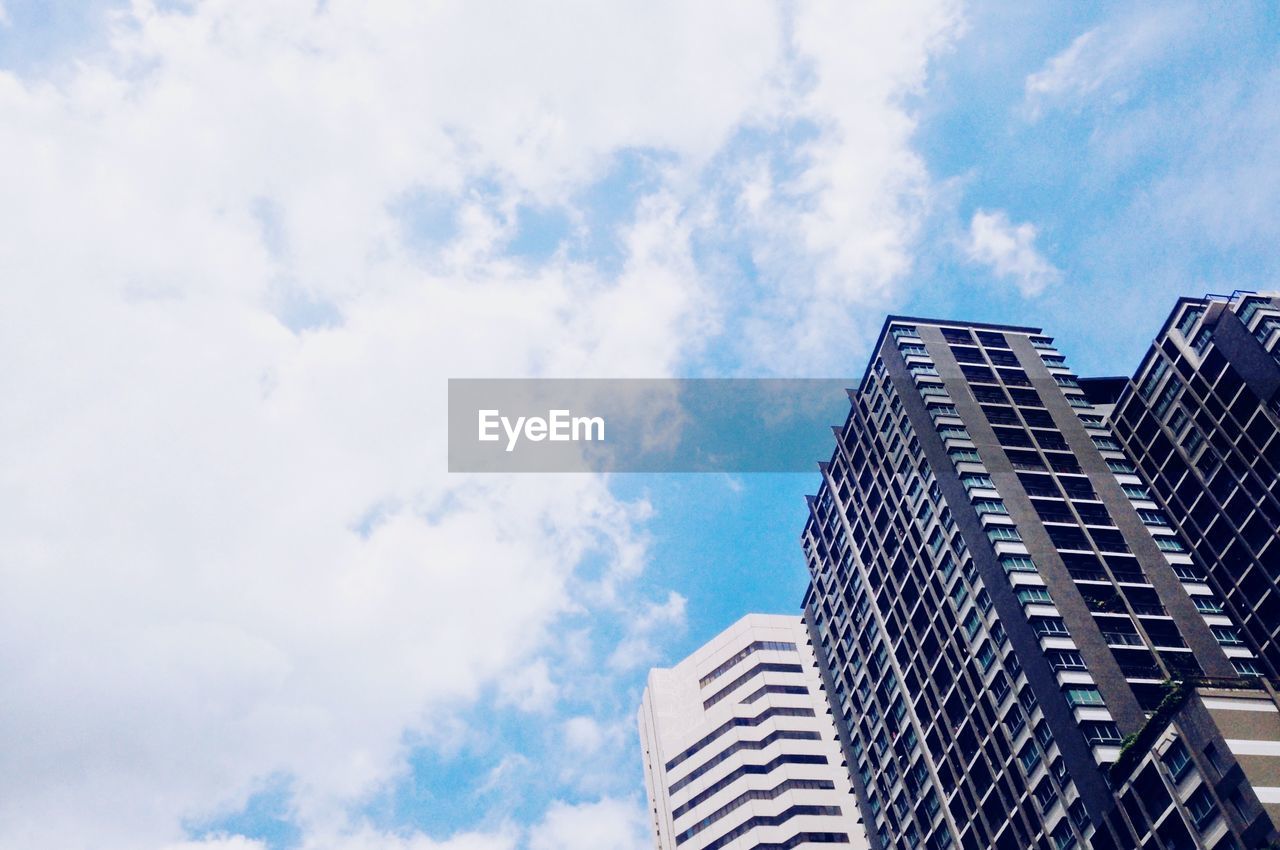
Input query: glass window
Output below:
<box><xmin>1162</xmin><ymin>739</ymin><xmax>1192</xmax><ymax>782</ymax></box>
<box><xmin>1001</xmin><ymin>554</ymin><xmax>1037</xmax><ymax>573</ymax></box>
<box><xmin>1082</xmin><ymin>720</ymin><xmax>1123</xmax><ymax>745</ymax></box>
<box><xmin>1187</xmin><ymin>785</ymin><xmax>1219</xmax><ymax>831</ymax></box>
<box><xmin>1017</xmin><ymin>587</ymin><xmax>1054</xmax><ymax>606</ymax></box>
<box><xmin>1064</xmin><ymin>686</ymin><xmax>1105</xmax><ymax>707</ymax></box>
<box><xmin>1177</xmin><ymin>306</ymin><xmax>1205</xmax><ymax>338</ymax></box>
<box><xmin>1018</xmin><ymin>740</ymin><xmax>1042</xmax><ymax>772</ymax></box>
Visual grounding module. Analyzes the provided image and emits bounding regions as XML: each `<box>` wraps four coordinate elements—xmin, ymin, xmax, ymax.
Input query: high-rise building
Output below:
<box><xmin>1109</xmin><ymin>291</ymin><xmax>1280</xmax><ymax>676</ymax></box>
<box><xmin>800</xmin><ymin>316</ymin><xmax>1275</xmax><ymax>850</ymax></box>
<box><xmin>638</xmin><ymin>613</ymin><xmax>869</xmax><ymax>850</ymax></box>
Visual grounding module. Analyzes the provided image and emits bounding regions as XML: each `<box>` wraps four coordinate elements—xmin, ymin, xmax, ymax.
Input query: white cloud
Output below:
<box><xmin>562</xmin><ymin>716</ymin><xmax>608</xmax><ymax>754</ymax></box>
<box><xmin>607</xmin><ymin>590</ymin><xmax>687</xmax><ymax>672</ymax></box>
<box><xmin>527</xmin><ymin>798</ymin><xmax>650</xmax><ymax>850</ymax></box>
<box><xmin>964</xmin><ymin>209</ymin><xmax>1061</xmax><ymax>296</ymax></box>
<box><xmin>726</xmin><ymin>0</ymin><xmax>965</xmax><ymax>372</ymax></box>
<box><xmin>302</xmin><ymin>826</ymin><xmax>518</xmax><ymax>850</ymax></box>
<box><xmin>161</xmin><ymin>838</ymin><xmax>269</xmax><ymax>850</ymax></box>
<box><xmin>1024</xmin><ymin>6</ymin><xmax>1196</xmax><ymax>119</ymax></box>
<box><xmin>0</xmin><ymin>0</ymin><xmax>969</xmax><ymax>847</ymax></box>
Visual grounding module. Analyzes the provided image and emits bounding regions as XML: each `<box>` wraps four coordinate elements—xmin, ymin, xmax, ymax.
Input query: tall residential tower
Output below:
<box><xmin>801</xmin><ymin>317</ymin><xmax>1274</xmax><ymax>850</ymax></box>
<box><xmin>638</xmin><ymin>614</ymin><xmax>869</xmax><ymax>850</ymax></box>
<box><xmin>1110</xmin><ymin>291</ymin><xmax>1280</xmax><ymax>677</ymax></box>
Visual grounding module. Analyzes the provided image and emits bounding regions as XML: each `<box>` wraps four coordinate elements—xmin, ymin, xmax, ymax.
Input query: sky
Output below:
<box><xmin>1</xmin><ymin>2</ymin><xmax>1279</xmax><ymax>849</ymax></box>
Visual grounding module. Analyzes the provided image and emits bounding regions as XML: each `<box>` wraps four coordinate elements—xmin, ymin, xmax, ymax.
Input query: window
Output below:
<box><xmin>1192</xmin><ymin>595</ymin><xmax>1223</xmax><ymax>614</ymax></box>
<box><xmin>987</xmin><ymin>526</ymin><xmax>1023</xmax><ymax>542</ymax></box>
<box><xmin>1239</xmin><ymin>297</ymin><xmax>1269</xmax><ymax>326</ymax></box>
<box><xmin>1177</xmin><ymin>306</ymin><xmax>1204</xmax><ymax>338</ymax></box>
<box><xmin>1006</xmin><ymin>704</ymin><xmax>1027</xmax><ymax>738</ymax></box>
<box><xmin>1051</xmin><ymin>820</ymin><xmax>1077</xmax><ymax>850</ymax></box>
<box><xmin>1155</xmin><ymin>536</ymin><xmax>1187</xmax><ymax>553</ymax></box>
<box><xmin>1211</xmin><ymin>626</ymin><xmax>1244</xmax><ymax>646</ymax></box>
<box><xmin>1019</xmin><ymin>740</ymin><xmax>1042</xmax><ymax>773</ymax></box>
<box><xmin>1047</xmin><ymin>649</ymin><xmax>1086</xmax><ymax>671</ymax></box>
<box><xmin>992</xmin><ymin>671</ymin><xmax>1011</xmax><ymax>704</ymax></box>
<box><xmin>1033</xmin><ymin>777</ymin><xmax>1056</xmax><ymax>812</ymax></box>
<box><xmin>1001</xmin><ymin>554</ymin><xmax>1037</xmax><ymax>573</ymax></box>
<box><xmin>1017</xmin><ymin>587</ymin><xmax>1054</xmax><ymax>606</ymax></box>
<box><xmin>1032</xmin><ymin>616</ymin><xmax>1070</xmax><ymax>638</ymax></box>
<box><xmin>1082</xmin><ymin>720</ymin><xmax>1123</xmax><ymax>745</ymax></box>
<box><xmin>963</xmin><ymin>474</ymin><xmax>995</xmax><ymax>490</ymax></box>
<box><xmin>1075</xmin><ymin>503</ymin><xmax>1114</xmax><ymax>526</ymax></box>
<box><xmin>1138</xmin><ymin>509</ymin><xmax>1170</xmax><ymax>526</ymax></box>
<box><xmin>1121</xmin><ymin>484</ymin><xmax>1152</xmax><ymax>500</ymax></box>
<box><xmin>1139</xmin><ymin>358</ymin><xmax>1170</xmax><ymax>401</ymax></box>
<box><xmin>1171</xmin><ymin>561</ymin><xmax>1205</xmax><ymax>581</ymax></box>
<box><xmin>977</xmin><ymin>331</ymin><xmax>1009</xmax><ymax>348</ymax></box>
<box><xmin>1106</xmin><ymin>458</ymin><xmax>1137</xmax><ymax>474</ymax></box>
<box><xmin>1058</xmin><ymin>477</ymin><xmax>1096</xmax><ymax>500</ymax></box>
<box><xmin>974</xmin><ymin>499</ymin><xmax>1008</xmax><ymax>516</ymax></box>
<box><xmin>1234</xmin><ymin>658</ymin><xmax>1262</xmax><ymax>677</ymax></box>
<box><xmin>1162</xmin><ymin>740</ymin><xmax>1192</xmax><ymax>782</ymax></box>
<box><xmin>1046</xmin><ymin>526</ymin><xmax>1091</xmax><ymax>551</ymax></box>
<box><xmin>1186</xmin><ymin>785</ymin><xmax>1219</xmax><ymax>831</ymax></box>
<box><xmin>1064</xmin><ymin>685</ymin><xmax>1104</xmax><ymax>707</ymax></box>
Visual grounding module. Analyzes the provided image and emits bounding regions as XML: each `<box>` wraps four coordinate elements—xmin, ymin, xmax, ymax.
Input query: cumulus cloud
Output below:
<box><xmin>729</xmin><ymin>0</ymin><xmax>965</xmax><ymax>371</ymax></box>
<box><xmin>964</xmin><ymin>209</ymin><xmax>1061</xmax><ymax>296</ymax></box>
<box><xmin>527</xmin><ymin>798</ymin><xmax>650</xmax><ymax>850</ymax></box>
<box><xmin>0</xmin><ymin>0</ymin><xmax>966</xmax><ymax>847</ymax></box>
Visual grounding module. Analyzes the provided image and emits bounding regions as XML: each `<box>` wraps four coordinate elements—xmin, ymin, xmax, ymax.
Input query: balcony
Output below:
<box><xmin>1119</xmin><ymin>665</ymin><xmax>1164</xmax><ymax>680</ymax></box>
<box><xmin>1102</xmin><ymin>632</ymin><xmax>1145</xmax><ymax>647</ymax></box>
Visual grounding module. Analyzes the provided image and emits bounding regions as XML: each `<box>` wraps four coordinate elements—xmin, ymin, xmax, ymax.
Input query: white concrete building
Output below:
<box><xmin>638</xmin><ymin>614</ymin><xmax>869</xmax><ymax>850</ymax></box>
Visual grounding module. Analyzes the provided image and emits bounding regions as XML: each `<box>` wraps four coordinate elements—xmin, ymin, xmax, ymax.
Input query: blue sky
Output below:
<box><xmin>2</xmin><ymin>2</ymin><xmax>1279</xmax><ymax>849</ymax></box>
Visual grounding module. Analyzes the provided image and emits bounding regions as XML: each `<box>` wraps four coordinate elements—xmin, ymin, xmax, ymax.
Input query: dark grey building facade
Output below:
<box><xmin>1110</xmin><ymin>292</ymin><xmax>1280</xmax><ymax>678</ymax></box>
<box><xmin>801</xmin><ymin>315</ymin><xmax>1274</xmax><ymax>850</ymax></box>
